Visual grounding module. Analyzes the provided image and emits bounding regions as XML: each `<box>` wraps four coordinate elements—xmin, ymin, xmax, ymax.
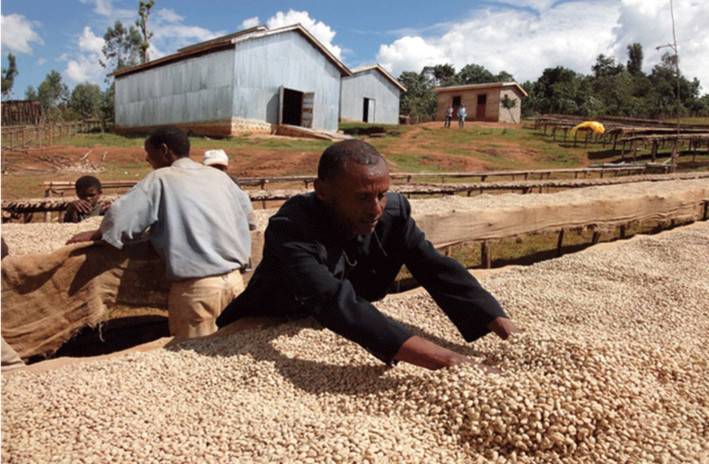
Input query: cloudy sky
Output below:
<box><xmin>1</xmin><ymin>0</ymin><xmax>707</xmax><ymax>99</ymax></box>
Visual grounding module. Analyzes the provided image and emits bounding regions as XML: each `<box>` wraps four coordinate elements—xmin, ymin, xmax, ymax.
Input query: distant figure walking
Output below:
<box><xmin>444</xmin><ymin>105</ymin><xmax>453</xmax><ymax>128</ymax></box>
<box><xmin>457</xmin><ymin>104</ymin><xmax>467</xmax><ymax>129</ymax></box>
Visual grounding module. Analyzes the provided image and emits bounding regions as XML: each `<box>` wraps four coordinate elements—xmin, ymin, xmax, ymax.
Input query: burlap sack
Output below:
<box><xmin>1</xmin><ymin>240</ymin><xmax>169</xmax><ymax>359</ymax></box>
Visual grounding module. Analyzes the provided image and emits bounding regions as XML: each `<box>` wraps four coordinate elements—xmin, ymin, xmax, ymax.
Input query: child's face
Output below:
<box><xmin>77</xmin><ymin>186</ymin><xmax>101</xmax><ymax>205</ymax></box>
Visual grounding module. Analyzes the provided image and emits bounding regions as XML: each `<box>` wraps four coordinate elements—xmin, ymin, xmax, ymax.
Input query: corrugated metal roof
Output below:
<box><xmin>109</xmin><ymin>24</ymin><xmax>351</xmax><ymax>79</ymax></box>
<box><xmin>348</xmin><ymin>64</ymin><xmax>407</xmax><ymax>92</ymax></box>
<box><xmin>431</xmin><ymin>82</ymin><xmax>528</xmax><ymax>97</ymax></box>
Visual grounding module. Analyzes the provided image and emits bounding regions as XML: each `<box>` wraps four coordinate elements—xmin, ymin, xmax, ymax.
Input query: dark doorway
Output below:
<box><xmin>282</xmin><ymin>88</ymin><xmax>303</xmax><ymax>126</ymax></box>
<box><xmin>476</xmin><ymin>94</ymin><xmax>487</xmax><ymax>119</ymax></box>
<box><xmin>362</xmin><ymin>98</ymin><xmax>375</xmax><ymax>123</ymax></box>
<box><xmin>452</xmin><ymin>96</ymin><xmax>461</xmax><ymax>106</ymax></box>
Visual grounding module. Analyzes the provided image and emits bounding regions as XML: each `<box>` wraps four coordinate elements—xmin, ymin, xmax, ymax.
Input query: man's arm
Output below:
<box><xmin>394</xmin><ymin>335</ymin><xmax>501</xmax><ymax>372</ymax></box>
<box><xmin>66</xmin><ymin>229</ymin><xmax>102</xmax><ymax>244</ymax></box>
<box><xmin>394</xmin><ymin>194</ymin><xmax>519</xmax><ymax>341</ymax></box>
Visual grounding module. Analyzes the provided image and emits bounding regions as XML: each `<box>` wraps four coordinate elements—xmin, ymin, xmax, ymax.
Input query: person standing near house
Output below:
<box><xmin>444</xmin><ymin>105</ymin><xmax>453</xmax><ymax>128</ymax></box>
<box><xmin>67</xmin><ymin>126</ymin><xmax>254</xmax><ymax>338</ymax></box>
<box><xmin>457</xmin><ymin>104</ymin><xmax>467</xmax><ymax>129</ymax></box>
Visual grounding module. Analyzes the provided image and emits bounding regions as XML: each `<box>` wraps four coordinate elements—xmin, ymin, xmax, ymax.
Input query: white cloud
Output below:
<box><xmin>62</xmin><ymin>27</ymin><xmax>105</xmax><ymax>85</ymax></box>
<box><xmin>614</xmin><ymin>0</ymin><xmax>709</xmax><ymax>92</ymax></box>
<box><xmin>375</xmin><ymin>0</ymin><xmax>708</xmax><ymax>92</ymax></box>
<box><xmin>1</xmin><ymin>14</ymin><xmax>44</xmax><ymax>54</ymax></box>
<box><xmin>241</xmin><ymin>17</ymin><xmax>260</xmax><ymax>30</ymax></box>
<box><xmin>266</xmin><ymin>10</ymin><xmax>342</xmax><ymax>59</ymax></box>
<box><xmin>65</xmin><ymin>54</ymin><xmax>104</xmax><ymax>83</ymax></box>
<box><xmin>378</xmin><ymin>36</ymin><xmax>449</xmax><ymax>75</ymax></box>
<box><xmin>157</xmin><ymin>8</ymin><xmax>184</xmax><ymax>24</ymax></box>
<box><xmin>37</xmin><ymin>58</ymin><xmax>47</xmax><ymax>65</ymax></box>
<box><xmin>377</xmin><ymin>1</ymin><xmax>619</xmax><ymax>83</ymax></box>
<box><xmin>78</xmin><ymin>27</ymin><xmax>104</xmax><ymax>54</ymax></box>
<box><xmin>78</xmin><ymin>0</ymin><xmax>133</xmax><ymax>20</ymax></box>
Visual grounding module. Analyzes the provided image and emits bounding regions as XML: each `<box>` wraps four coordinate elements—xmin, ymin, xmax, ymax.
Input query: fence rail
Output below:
<box><xmin>1</xmin><ymin>120</ymin><xmax>102</xmax><ymax>150</ymax></box>
<box><xmin>4</xmin><ymin>169</ymin><xmax>705</xmax><ymax>223</ymax></box>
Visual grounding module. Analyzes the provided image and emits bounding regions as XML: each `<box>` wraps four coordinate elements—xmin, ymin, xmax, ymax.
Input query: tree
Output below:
<box><xmin>529</xmin><ymin>66</ymin><xmax>592</xmax><ymax>115</ymax></box>
<box><xmin>100</xmin><ymin>83</ymin><xmax>115</xmax><ymax>129</ymax></box>
<box><xmin>25</xmin><ymin>85</ymin><xmax>38</xmax><ymax>101</ymax></box>
<box><xmin>500</xmin><ymin>94</ymin><xmax>518</xmax><ymax>123</ymax></box>
<box><xmin>398</xmin><ymin>71</ymin><xmax>437</xmax><ymax>121</ymax></box>
<box><xmin>591</xmin><ymin>54</ymin><xmax>624</xmax><ymax>78</ymax></box>
<box><xmin>494</xmin><ymin>71</ymin><xmax>516</xmax><ymax>83</ymax></box>
<box><xmin>37</xmin><ymin>70</ymin><xmax>69</xmax><ymax>115</ymax></box>
<box><xmin>70</xmin><ymin>82</ymin><xmax>102</xmax><ymax>119</ymax></box>
<box><xmin>457</xmin><ymin>64</ymin><xmax>495</xmax><ymax>84</ymax></box>
<box><xmin>626</xmin><ymin>43</ymin><xmax>643</xmax><ymax>75</ymax></box>
<box><xmin>422</xmin><ymin>64</ymin><xmax>458</xmax><ymax>87</ymax></box>
<box><xmin>100</xmin><ymin>20</ymin><xmax>142</xmax><ymax>74</ymax></box>
<box><xmin>137</xmin><ymin>1</ymin><xmax>155</xmax><ymax>63</ymax></box>
<box><xmin>2</xmin><ymin>54</ymin><xmax>19</xmax><ymax>99</ymax></box>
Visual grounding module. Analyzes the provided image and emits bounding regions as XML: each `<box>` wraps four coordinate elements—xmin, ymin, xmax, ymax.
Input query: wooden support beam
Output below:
<box><xmin>481</xmin><ymin>242</ymin><xmax>492</xmax><ymax>269</ymax></box>
<box><xmin>556</xmin><ymin>229</ymin><xmax>564</xmax><ymax>257</ymax></box>
<box><xmin>591</xmin><ymin>231</ymin><xmax>601</xmax><ymax>245</ymax></box>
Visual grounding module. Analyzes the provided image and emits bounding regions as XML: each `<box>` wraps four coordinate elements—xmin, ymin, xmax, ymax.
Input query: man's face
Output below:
<box><xmin>317</xmin><ymin>158</ymin><xmax>390</xmax><ymax>237</ymax></box>
<box><xmin>77</xmin><ymin>186</ymin><xmax>101</xmax><ymax>205</ymax></box>
<box><xmin>144</xmin><ymin>140</ymin><xmax>172</xmax><ymax>169</ymax></box>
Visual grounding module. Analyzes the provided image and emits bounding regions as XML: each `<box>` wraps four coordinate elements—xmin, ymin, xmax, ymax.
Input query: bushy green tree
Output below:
<box><xmin>70</xmin><ymin>82</ymin><xmax>102</xmax><ymax>119</ymax></box>
<box><xmin>100</xmin><ymin>20</ymin><xmax>143</xmax><ymax>74</ymax></box>
<box><xmin>37</xmin><ymin>70</ymin><xmax>69</xmax><ymax>120</ymax></box>
<box><xmin>457</xmin><ymin>63</ymin><xmax>495</xmax><ymax>84</ymax></box>
<box><xmin>398</xmin><ymin>71</ymin><xmax>437</xmax><ymax>121</ymax></box>
<box><xmin>25</xmin><ymin>85</ymin><xmax>38</xmax><ymax>101</ymax></box>
<box><xmin>422</xmin><ymin>64</ymin><xmax>459</xmax><ymax>87</ymax></box>
<box><xmin>100</xmin><ymin>83</ymin><xmax>115</xmax><ymax>129</ymax></box>
<box><xmin>2</xmin><ymin>53</ymin><xmax>18</xmax><ymax>99</ymax></box>
<box><xmin>626</xmin><ymin>43</ymin><xmax>643</xmax><ymax>75</ymax></box>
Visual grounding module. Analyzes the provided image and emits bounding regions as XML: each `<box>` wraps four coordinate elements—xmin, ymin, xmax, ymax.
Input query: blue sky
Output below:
<box><xmin>2</xmin><ymin>0</ymin><xmax>708</xmax><ymax>99</ymax></box>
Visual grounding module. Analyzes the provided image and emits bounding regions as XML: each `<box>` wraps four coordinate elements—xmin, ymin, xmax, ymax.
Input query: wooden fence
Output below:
<box><xmin>1</xmin><ymin>120</ymin><xmax>102</xmax><ymax>150</ymax></box>
<box><xmin>4</xmin><ymin>169</ymin><xmax>707</xmax><ymax>223</ymax></box>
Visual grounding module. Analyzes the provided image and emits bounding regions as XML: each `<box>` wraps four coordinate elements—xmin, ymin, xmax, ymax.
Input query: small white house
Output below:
<box><xmin>432</xmin><ymin>82</ymin><xmax>527</xmax><ymax>124</ymax></box>
<box><xmin>340</xmin><ymin>64</ymin><xmax>406</xmax><ymax>125</ymax></box>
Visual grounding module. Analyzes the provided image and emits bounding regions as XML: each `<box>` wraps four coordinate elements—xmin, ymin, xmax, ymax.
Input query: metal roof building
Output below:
<box><xmin>339</xmin><ymin>64</ymin><xmax>406</xmax><ymax>125</ymax></box>
<box><xmin>110</xmin><ymin>25</ymin><xmax>351</xmax><ymax>136</ymax></box>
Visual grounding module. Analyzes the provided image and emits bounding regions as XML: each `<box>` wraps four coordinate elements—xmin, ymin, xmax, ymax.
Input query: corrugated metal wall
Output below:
<box><xmin>340</xmin><ymin>70</ymin><xmax>401</xmax><ymax>124</ymax></box>
<box><xmin>115</xmin><ymin>49</ymin><xmax>235</xmax><ymax>127</ymax></box>
<box><xmin>232</xmin><ymin>31</ymin><xmax>342</xmax><ymax>132</ymax></box>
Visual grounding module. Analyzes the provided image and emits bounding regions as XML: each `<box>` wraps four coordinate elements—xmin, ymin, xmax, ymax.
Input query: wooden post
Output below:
<box><xmin>591</xmin><ymin>231</ymin><xmax>601</xmax><ymax>245</ymax></box>
<box><xmin>481</xmin><ymin>242</ymin><xmax>492</xmax><ymax>269</ymax></box>
<box><xmin>556</xmin><ymin>229</ymin><xmax>565</xmax><ymax>257</ymax></box>
<box><xmin>651</xmin><ymin>140</ymin><xmax>658</xmax><ymax>162</ymax></box>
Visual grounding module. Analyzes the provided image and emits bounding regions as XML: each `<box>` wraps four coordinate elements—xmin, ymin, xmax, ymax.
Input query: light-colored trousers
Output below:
<box><xmin>167</xmin><ymin>269</ymin><xmax>244</xmax><ymax>338</ymax></box>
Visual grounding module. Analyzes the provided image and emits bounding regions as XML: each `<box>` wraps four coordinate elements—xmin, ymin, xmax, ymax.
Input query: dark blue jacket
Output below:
<box><xmin>218</xmin><ymin>192</ymin><xmax>506</xmax><ymax>363</ymax></box>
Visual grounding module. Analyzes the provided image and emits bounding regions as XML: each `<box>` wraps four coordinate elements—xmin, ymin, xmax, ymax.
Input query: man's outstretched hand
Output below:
<box><xmin>486</xmin><ymin>317</ymin><xmax>521</xmax><ymax>339</ymax></box>
<box><xmin>393</xmin><ymin>335</ymin><xmax>500</xmax><ymax>373</ymax></box>
<box><xmin>66</xmin><ymin>229</ymin><xmax>102</xmax><ymax>245</ymax></box>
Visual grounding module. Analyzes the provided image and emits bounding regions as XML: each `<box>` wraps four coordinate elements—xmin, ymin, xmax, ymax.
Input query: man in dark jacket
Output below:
<box><xmin>218</xmin><ymin>139</ymin><xmax>520</xmax><ymax>370</ymax></box>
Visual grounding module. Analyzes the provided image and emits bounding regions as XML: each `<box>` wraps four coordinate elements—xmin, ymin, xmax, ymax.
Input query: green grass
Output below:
<box><xmin>48</xmin><ymin>132</ymin><xmax>332</xmax><ymax>153</ymax></box>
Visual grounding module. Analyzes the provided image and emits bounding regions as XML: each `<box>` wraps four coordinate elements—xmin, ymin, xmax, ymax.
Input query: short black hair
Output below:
<box><xmin>75</xmin><ymin>175</ymin><xmax>102</xmax><ymax>193</ymax></box>
<box><xmin>318</xmin><ymin>140</ymin><xmax>386</xmax><ymax>181</ymax></box>
<box><xmin>145</xmin><ymin>125</ymin><xmax>190</xmax><ymax>158</ymax></box>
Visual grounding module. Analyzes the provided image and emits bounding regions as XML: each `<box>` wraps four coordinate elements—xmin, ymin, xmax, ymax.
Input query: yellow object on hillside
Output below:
<box><xmin>570</xmin><ymin>121</ymin><xmax>605</xmax><ymax>135</ymax></box>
